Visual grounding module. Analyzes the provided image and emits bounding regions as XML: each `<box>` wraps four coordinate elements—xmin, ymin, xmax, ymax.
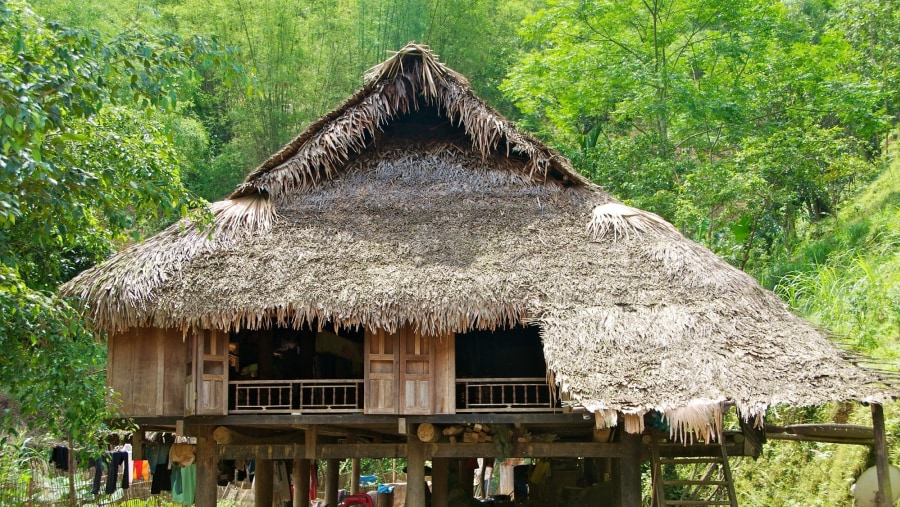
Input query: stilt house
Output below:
<box><xmin>62</xmin><ymin>45</ymin><xmax>897</xmax><ymax>507</ymax></box>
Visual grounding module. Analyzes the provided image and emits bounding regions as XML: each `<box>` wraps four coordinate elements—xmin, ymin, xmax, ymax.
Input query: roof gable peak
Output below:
<box><xmin>232</xmin><ymin>43</ymin><xmax>590</xmax><ymax>199</ymax></box>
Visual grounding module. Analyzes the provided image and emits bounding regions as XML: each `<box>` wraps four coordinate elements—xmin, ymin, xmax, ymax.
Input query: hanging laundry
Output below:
<box><xmin>144</xmin><ymin>443</ymin><xmax>171</xmax><ymax>471</ymax></box>
<box><xmin>49</xmin><ymin>446</ymin><xmax>69</xmax><ymax>471</ymax></box>
<box><xmin>150</xmin><ymin>463</ymin><xmax>172</xmax><ymax>494</ymax></box>
<box><xmin>171</xmin><ymin>463</ymin><xmax>197</xmax><ymax>505</ymax></box>
<box><xmin>90</xmin><ymin>451</ymin><xmax>130</xmax><ymax>495</ymax></box>
<box><xmin>106</xmin><ymin>451</ymin><xmax>130</xmax><ymax>494</ymax></box>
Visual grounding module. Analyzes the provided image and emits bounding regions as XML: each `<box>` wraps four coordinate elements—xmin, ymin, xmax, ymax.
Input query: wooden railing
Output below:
<box><xmin>456</xmin><ymin>377</ymin><xmax>556</xmax><ymax>412</ymax></box>
<box><xmin>229</xmin><ymin>379</ymin><xmax>363</xmax><ymax>414</ymax></box>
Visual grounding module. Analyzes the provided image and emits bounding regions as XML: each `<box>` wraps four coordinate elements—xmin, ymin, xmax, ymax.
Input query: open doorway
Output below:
<box><xmin>455</xmin><ymin>325</ymin><xmax>554</xmax><ymax>412</ymax></box>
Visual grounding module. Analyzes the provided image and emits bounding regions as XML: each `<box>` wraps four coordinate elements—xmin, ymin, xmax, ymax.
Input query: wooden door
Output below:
<box><xmin>197</xmin><ymin>329</ymin><xmax>228</xmax><ymax>415</ymax></box>
<box><xmin>399</xmin><ymin>327</ymin><xmax>434</xmax><ymax>415</ymax></box>
<box><xmin>365</xmin><ymin>329</ymin><xmax>399</xmax><ymax>414</ymax></box>
<box><xmin>185</xmin><ymin>329</ymin><xmax>229</xmax><ymax>415</ymax></box>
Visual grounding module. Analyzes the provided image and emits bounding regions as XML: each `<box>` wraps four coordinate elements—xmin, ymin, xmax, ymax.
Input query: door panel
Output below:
<box><xmin>185</xmin><ymin>329</ymin><xmax>228</xmax><ymax>415</ymax></box>
<box><xmin>365</xmin><ymin>329</ymin><xmax>399</xmax><ymax>414</ymax></box>
<box><xmin>400</xmin><ymin>327</ymin><xmax>433</xmax><ymax>415</ymax></box>
<box><xmin>197</xmin><ymin>329</ymin><xmax>228</xmax><ymax>415</ymax></box>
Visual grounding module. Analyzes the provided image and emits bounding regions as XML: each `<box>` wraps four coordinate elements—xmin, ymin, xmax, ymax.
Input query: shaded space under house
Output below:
<box><xmin>62</xmin><ymin>44</ymin><xmax>899</xmax><ymax>507</ymax></box>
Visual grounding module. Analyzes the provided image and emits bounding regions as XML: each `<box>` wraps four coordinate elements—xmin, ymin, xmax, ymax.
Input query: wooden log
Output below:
<box><xmin>417</xmin><ymin>423</ymin><xmax>441</xmax><ymax>443</ymax></box>
<box><xmin>476</xmin><ymin>423</ymin><xmax>491</xmax><ymax>433</ymax></box>
<box><xmin>442</xmin><ymin>425</ymin><xmax>465</xmax><ymax>436</ymax></box>
<box><xmin>213</xmin><ymin>426</ymin><xmax>234</xmax><ymax>444</ymax></box>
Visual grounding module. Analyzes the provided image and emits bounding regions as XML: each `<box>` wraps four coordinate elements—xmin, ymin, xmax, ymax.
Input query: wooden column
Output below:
<box><xmin>351</xmin><ymin>458</ymin><xmax>361</xmax><ymax>494</ymax></box>
<box><xmin>615</xmin><ymin>433</ymin><xmax>643</xmax><ymax>507</ymax></box>
<box><xmin>305</xmin><ymin>427</ymin><xmax>318</xmax><ymax>461</ymax></box>
<box><xmin>872</xmin><ymin>404</ymin><xmax>894</xmax><ymax>507</ymax></box>
<box><xmin>431</xmin><ymin>457</ymin><xmax>449</xmax><ymax>507</ymax></box>
<box><xmin>459</xmin><ymin>458</ymin><xmax>474</xmax><ymax>499</ymax></box>
<box><xmin>293</xmin><ymin>458</ymin><xmax>311</xmax><ymax>507</ymax></box>
<box><xmin>132</xmin><ymin>428</ymin><xmax>144</xmax><ymax>460</ymax></box>
<box><xmin>196</xmin><ymin>425</ymin><xmax>218</xmax><ymax>507</ymax></box>
<box><xmin>325</xmin><ymin>458</ymin><xmax>339</xmax><ymax>507</ymax></box>
<box><xmin>255</xmin><ymin>459</ymin><xmax>274</xmax><ymax>507</ymax></box>
<box><xmin>407</xmin><ymin>437</ymin><xmax>426</xmax><ymax>507</ymax></box>
<box><xmin>349</xmin><ymin>434</ymin><xmax>360</xmax><ymax>495</ymax></box>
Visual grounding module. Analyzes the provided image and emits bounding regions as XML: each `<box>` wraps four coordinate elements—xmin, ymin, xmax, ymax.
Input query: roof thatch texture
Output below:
<box><xmin>62</xmin><ymin>44</ymin><xmax>892</xmax><ymax>433</ymax></box>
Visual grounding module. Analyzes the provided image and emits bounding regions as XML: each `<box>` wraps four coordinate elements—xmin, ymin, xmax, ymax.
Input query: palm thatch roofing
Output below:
<box><xmin>62</xmin><ymin>44</ymin><xmax>894</xmax><ymax>433</ymax></box>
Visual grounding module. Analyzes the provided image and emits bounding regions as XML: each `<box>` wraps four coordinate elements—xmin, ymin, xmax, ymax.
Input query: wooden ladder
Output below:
<box><xmin>650</xmin><ymin>432</ymin><xmax>739</xmax><ymax>507</ymax></box>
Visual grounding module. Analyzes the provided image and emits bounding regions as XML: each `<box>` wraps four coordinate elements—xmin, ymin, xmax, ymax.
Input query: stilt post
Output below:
<box><xmin>195</xmin><ymin>425</ymin><xmax>218</xmax><ymax>507</ymax></box>
<box><xmin>407</xmin><ymin>435</ymin><xmax>426</xmax><ymax>507</ymax></box>
<box><xmin>255</xmin><ymin>459</ymin><xmax>274</xmax><ymax>507</ymax></box>
<box><xmin>872</xmin><ymin>403</ymin><xmax>894</xmax><ymax>507</ymax></box>
<box><xmin>293</xmin><ymin>458</ymin><xmax>311</xmax><ymax>507</ymax></box>
<box><xmin>325</xmin><ymin>458</ymin><xmax>339</xmax><ymax>507</ymax></box>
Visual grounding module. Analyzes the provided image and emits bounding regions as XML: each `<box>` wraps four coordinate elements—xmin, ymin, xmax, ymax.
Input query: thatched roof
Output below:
<box><xmin>62</xmin><ymin>44</ymin><xmax>893</xmax><ymax>432</ymax></box>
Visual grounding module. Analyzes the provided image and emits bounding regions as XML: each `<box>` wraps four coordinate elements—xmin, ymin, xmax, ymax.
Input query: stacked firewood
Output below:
<box><xmin>415</xmin><ymin>423</ymin><xmax>494</xmax><ymax>443</ymax></box>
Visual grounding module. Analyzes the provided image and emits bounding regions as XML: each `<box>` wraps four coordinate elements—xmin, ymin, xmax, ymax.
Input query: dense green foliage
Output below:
<box><xmin>0</xmin><ymin>0</ymin><xmax>238</xmax><ymax>449</ymax></box>
<box><xmin>731</xmin><ymin>151</ymin><xmax>899</xmax><ymax>506</ymax></box>
<box><xmin>503</xmin><ymin>0</ymin><xmax>897</xmax><ymax>274</ymax></box>
<box><xmin>502</xmin><ymin>1</ymin><xmax>898</xmax><ymax>503</ymax></box>
<box><xmin>1</xmin><ymin>0</ymin><xmax>898</xmax><ymax>504</ymax></box>
<box><xmin>30</xmin><ymin>0</ymin><xmax>542</xmax><ymax>200</ymax></box>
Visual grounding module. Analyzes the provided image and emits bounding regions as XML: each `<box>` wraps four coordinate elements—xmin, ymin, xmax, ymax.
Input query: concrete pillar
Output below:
<box><xmin>255</xmin><ymin>459</ymin><xmax>274</xmax><ymax>507</ymax></box>
<box><xmin>325</xmin><ymin>458</ymin><xmax>339</xmax><ymax>507</ymax></box>
<box><xmin>195</xmin><ymin>425</ymin><xmax>218</xmax><ymax>507</ymax></box>
<box><xmin>293</xmin><ymin>458</ymin><xmax>311</xmax><ymax>507</ymax></box>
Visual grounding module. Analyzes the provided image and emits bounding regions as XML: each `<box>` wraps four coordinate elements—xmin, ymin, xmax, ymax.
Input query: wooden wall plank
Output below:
<box><xmin>162</xmin><ymin>329</ymin><xmax>186</xmax><ymax>416</ymax></box>
<box><xmin>433</xmin><ymin>333</ymin><xmax>455</xmax><ymax>414</ymax></box>
<box><xmin>133</xmin><ymin>329</ymin><xmax>157</xmax><ymax>414</ymax></box>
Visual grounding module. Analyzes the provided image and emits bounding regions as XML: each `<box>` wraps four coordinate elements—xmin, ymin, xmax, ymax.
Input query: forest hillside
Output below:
<box><xmin>732</xmin><ymin>147</ymin><xmax>899</xmax><ymax>506</ymax></box>
<box><xmin>0</xmin><ymin>0</ymin><xmax>898</xmax><ymax>505</ymax></box>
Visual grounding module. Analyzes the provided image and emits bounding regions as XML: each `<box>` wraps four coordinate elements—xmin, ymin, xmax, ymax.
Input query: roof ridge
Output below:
<box><xmin>231</xmin><ymin>43</ymin><xmax>590</xmax><ymax>199</ymax></box>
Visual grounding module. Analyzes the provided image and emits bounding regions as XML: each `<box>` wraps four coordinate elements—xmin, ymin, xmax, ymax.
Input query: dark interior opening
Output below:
<box><xmin>380</xmin><ymin>104</ymin><xmax>468</xmax><ymax>144</ymax></box>
<box><xmin>455</xmin><ymin>325</ymin><xmax>547</xmax><ymax>378</ymax></box>
<box><xmin>229</xmin><ymin>322</ymin><xmax>364</xmax><ymax>381</ymax></box>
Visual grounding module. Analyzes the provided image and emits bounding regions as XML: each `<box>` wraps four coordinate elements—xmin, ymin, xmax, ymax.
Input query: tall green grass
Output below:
<box><xmin>733</xmin><ymin>146</ymin><xmax>900</xmax><ymax>506</ymax></box>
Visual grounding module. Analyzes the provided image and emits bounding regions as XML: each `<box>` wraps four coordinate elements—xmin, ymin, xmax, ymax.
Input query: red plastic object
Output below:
<box><xmin>341</xmin><ymin>493</ymin><xmax>375</xmax><ymax>507</ymax></box>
